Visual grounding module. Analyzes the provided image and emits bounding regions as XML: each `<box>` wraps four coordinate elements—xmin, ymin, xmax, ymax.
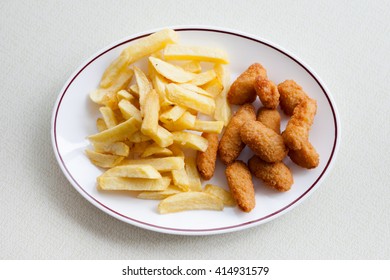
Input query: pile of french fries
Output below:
<box><xmin>86</xmin><ymin>29</ymin><xmax>235</xmax><ymax>214</ymax></box>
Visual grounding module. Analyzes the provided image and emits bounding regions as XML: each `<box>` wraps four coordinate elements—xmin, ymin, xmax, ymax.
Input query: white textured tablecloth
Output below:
<box><xmin>1</xmin><ymin>0</ymin><xmax>389</xmax><ymax>259</ymax></box>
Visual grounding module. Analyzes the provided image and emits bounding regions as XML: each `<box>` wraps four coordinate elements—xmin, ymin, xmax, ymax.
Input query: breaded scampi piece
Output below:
<box><xmin>257</xmin><ymin>107</ymin><xmax>281</xmax><ymax>134</ymax></box>
<box><xmin>254</xmin><ymin>77</ymin><xmax>279</xmax><ymax>109</ymax></box>
<box><xmin>218</xmin><ymin>103</ymin><xmax>256</xmax><ymax>165</ymax></box>
<box><xmin>278</xmin><ymin>80</ymin><xmax>308</xmax><ymax>115</ymax></box>
<box><xmin>225</xmin><ymin>160</ymin><xmax>255</xmax><ymax>212</ymax></box>
<box><xmin>282</xmin><ymin>98</ymin><xmax>317</xmax><ymax>150</ymax></box>
<box><xmin>196</xmin><ymin>133</ymin><xmax>219</xmax><ymax>180</ymax></box>
<box><xmin>227</xmin><ymin>63</ymin><xmax>267</xmax><ymax>105</ymax></box>
<box><xmin>240</xmin><ymin>120</ymin><xmax>288</xmax><ymax>163</ymax></box>
<box><xmin>248</xmin><ymin>155</ymin><xmax>293</xmax><ymax>192</ymax></box>
<box><xmin>288</xmin><ymin>140</ymin><xmax>319</xmax><ymax>169</ymax></box>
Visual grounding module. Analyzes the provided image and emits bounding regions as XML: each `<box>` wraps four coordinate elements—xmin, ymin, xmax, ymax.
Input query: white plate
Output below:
<box><xmin>51</xmin><ymin>26</ymin><xmax>340</xmax><ymax>235</ymax></box>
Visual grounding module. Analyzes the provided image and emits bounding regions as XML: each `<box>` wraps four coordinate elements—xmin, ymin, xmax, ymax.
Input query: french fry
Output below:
<box><xmin>100</xmin><ymin>29</ymin><xmax>178</xmax><ymax>88</ymax></box>
<box><xmin>171</xmin><ymin>168</ymin><xmax>190</xmax><ymax>191</ymax></box>
<box><xmin>204</xmin><ymin>184</ymin><xmax>236</xmax><ymax>206</ymax></box>
<box><xmin>99</xmin><ymin>55</ymin><xmax>128</xmax><ymax>89</ymax></box>
<box><xmin>162</xmin><ymin>111</ymin><xmax>196</xmax><ymax>131</ymax></box>
<box><xmin>166</xmin><ymin>83</ymin><xmax>215</xmax><ymax>116</ymax></box>
<box><xmin>85</xmin><ymin>149</ymin><xmax>124</xmax><ymax>168</ymax></box>
<box><xmin>92</xmin><ymin>142</ymin><xmax>130</xmax><ymax>157</ymax></box>
<box><xmin>101</xmin><ymin>164</ymin><xmax>161</xmax><ymax>179</ymax></box>
<box><xmin>98</xmin><ymin>176</ymin><xmax>171</xmax><ymax>191</ymax></box>
<box><xmin>133</xmin><ymin>66</ymin><xmax>152</xmax><ymax>115</ymax></box>
<box><xmin>91</xmin><ymin>67</ymin><xmax>134</xmax><ymax>109</ymax></box>
<box><xmin>148</xmin><ymin>125</ymin><xmax>173</xmax><ymax>147</ymax></box>
<box><xmin>158</xmin><ymin>192</ymin><xmax>224</xmax><ymax>214</ymax></box>
<box><xmin>159</xmin><ymin>105</ymin><xmax>186</xmax><ymax>123</ymax></box>
<box><xmin>214</xmin><ymin>64</ymin><xmax>231</xmax><ymax>125</ymax></box>
<box><xmin>168</xmin><ymin>144</ymin><xmax>185</xmax><ymax>158</ymax></box>
<box><xmin>202</xmin><ymin>78</ymin><xmax>223</xmax><ymax>97</ymax></box>
<box><xmin>163</xmin><ymin>45</ymin><xmax>229</xmax><ymax>64</ymax></box>
<box><xmin>185</xmin><ymin>157</ymin><xmax>202</xmax><ymax>191</ymax></box>
<box><xmin>141</xmin><ymin>143</ymin><xmax>173</xmax><ymax>158</ymax></box>
<box><xmin>127</xmin><ymin>131</ymin><xmax>151</xmax><ymax>143</ymax></box>
<box><xmin>190</xmin><ymin>69</ymin><xmax>217</xmax><ymax>86</ymax></box>
<box><xmin>113</xmin><ymin>109</ymin><xmax>126</xmax><ymax>124</ymax></box>
<box><xmin>137</xmin><ymin>185</ymin><xmax>182</xmax><ymax>200</ymax></box>
<box><xmin>180</xmin><ymin>60</ymin><xmax>202</xmax><ymax>73</ymax></box>
<box><xmin>149</xmin><ymin>57</ymin><xmax>195</xmax><ymax>83</ymax></box>
<box><xmin>121</xmin><ymin>29</ymin><xmax>178</xmax><ymax>63</ymax></box>
<box><xmin>120</xmin><ymin>157</ymin><xmax>184</xmax><ymax>172</ymax></box>
<box><xmin>172</xmin><ymin>131</ymin><xmax>208</xmax><ymax>152</ymax></box>
<box><xmin>192</xmin><ymin>120</ymin><xmax>224</xmax><ymax>134</ymax></box>
<box><xmin>118</xmin><ymin>99</ymin><xmax>142</xmax><ymax>122</ymax></box>
<box><xmin>99</xmin><ymin>106</ymin><xmax>117</xmax><ymax>128</ymax></box>
<box><xmin>117</xmin><ymin>89</ymin><xmax>135</xmax><ymax>103</ymax></box>
<box><xmin>88</xmin><ymin>117</ymin><xmax>139</xmax><ymax>144</ymax></box>
<box><xmin>150</xmin><ymin>71</ymin><xmax>172</xmax><ymax>106</ymax></box>
<box><xmin>127</xmin><ymin>84</ymin><xmax>139</xmax><ymax>97</ymax></box>
<box><xmin>179</xmin><ymin>83</ymin><xmax>214</xmax><ymax>98</ymax></box>
<box><xmin>89</xmin><ymin>88</ymin><xmax>112</xmax><ymax>104</ymax></box>
<box><xmin>141</xmin><ymin>89</ymin><xmax>160</xmax><ymax>136</ymax></box>
<box><xmin>129</xmin><ymin>141</ymin><xmax>152</xmax><ymax>158</ymax></box>
<box><xmin>108</xmin><ymin>67</ymin><xmax>134</xmax><ymax>93</ymax></box>
<box><xmin>96</xmin><ymin>118</ymin><xmax>107</xmax><ymax>132</ymax></box>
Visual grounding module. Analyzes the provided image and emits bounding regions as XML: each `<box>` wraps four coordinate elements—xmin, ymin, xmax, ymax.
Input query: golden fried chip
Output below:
<box><xmin>158</xmin><ymin>192</ymin><xmax>224</xmax><ymax>214</ymax></box>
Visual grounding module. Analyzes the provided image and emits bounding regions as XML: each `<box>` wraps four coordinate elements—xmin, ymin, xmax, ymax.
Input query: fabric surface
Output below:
<box><xmin>1</xmin><ymin>0</ymin><xmax>389</xmax><ymax>259</ymax></box>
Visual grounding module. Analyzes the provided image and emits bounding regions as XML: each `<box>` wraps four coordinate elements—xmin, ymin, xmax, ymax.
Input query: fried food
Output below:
<box><xmin>88</xmin><ymin>117</ymin><xmax>139</xmax><ymax>144</ymax></box>
<box><xmin>227</xmin><ymin>63</ymin><xmax>267</xmax><ymax>105</ymax></box>
<box><xmin>172</xmin><ymin>131</ymin><xmax>209</xmax><ymax>152</ymax></box>
<box><xmin>196</xmin><ymin>133</ymin><xmax>219</xmax><ymax>180</ymax></box>
<box><xmin>225</xmin><ymin>161</ymin><xmax>255</xmax><ymax>212</ymax></box>
<box><xmin>282</xmin><ymin>98</ymin><xmax>317</xmax><ymax>150</ymax></box>
<box><xmin>185</xmin><ymin>157</ymin><xmax>202</xmax><ymax>191</ymax></box>
<box><xmin>85</xmin><ymin>149</ymin><xmax>124</xmax><ymax>168</ymax></box>
<box><xmin>218</xmin><ymin>103</ymin><xmax>256</xmax><ymax>165</ymax></box>
<box><xmin>248</xmin><ymin>155</ymin><xmax>293</xmax><ymax>192</ymax></box>
<box><xmin>165</xmin><ymin>83</ymin><xmax>215</xmax><ymax>116</ymax></box>
<box><xmin>149</xmin><ymin>57</ymin><xmax>195</xmax><ymax>83</ymax></box>
<box><xmin>288</xmin><ymin>140</ymin><xmax>319</xmax><ymax>169</ymax></box>
<box><xmin>87</xmin><ymin>29</ymin><xmax>244</xmax><ymax>214</ymax></box>
<box><xmin>101</xmin><ymin>164</ymin><xmax>161</xmax><ymax>178</ymax></box>
<box><xmin>278</xmin><ymin>80</ymin><xmax>308</xmax><ymax>115</ymax></box>
<box><xmin>97</xmin><ymin>176</ymin><xmax>171</xmax><ymax>191</ymax></box>
<box><xmin>99</xmin><ymin>29</ymin><xmax>178</xmax><ymax>88</ymax></box>
<box><xmin>192</xmin><ymin>120</ymin><xmax>224</xmax><ymax>134</ymax></box>
<box><xmin>203</xmin><ymin>184</ymin><xmax>236</xmax><ymax>206</ymax></box>
<box><xmin>256</xmin><ymin>107</ymin><xmax>281</xmax><ymax>134</ymax></box>
<box><xmin>214</xmin><ymin>64</ymin><xmax>232</xmax><ymax>125</ymax></box>
<box><xmin>158</xmin><ymin>192</ymin><xmax>224</xmax><ymax>214</ymax></box>
<box><xmin>137</xmin><ymin>185</ymin><xmax>182</xmax><ymax>200</ymax></box>
<box><xmin>254</xmin><ymin>77</ymin><xmax>279</xmax><ymax>109</ymax></box>
<box><xmin>163</xmin><ymin>44</ymin><xmax>229</xmax><ymax>64</ymax></box>
<box><xmin>240</xmin><ymin>120</ymin><xmax>288</xmax><ymax>163</ymax></box>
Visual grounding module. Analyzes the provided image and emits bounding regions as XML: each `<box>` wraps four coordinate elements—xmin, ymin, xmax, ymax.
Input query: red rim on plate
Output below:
<box><xmin>51</xmin><ymin>26</ymin><xmax>340</xmax><ymax>235</ymax></box>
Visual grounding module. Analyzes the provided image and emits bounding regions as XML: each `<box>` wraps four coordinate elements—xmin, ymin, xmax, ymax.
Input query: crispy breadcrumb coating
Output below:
<box><xmin>248</xmin><ymin>155</ymin><xmax>293</xmax><ymax>192</ymax></box>
<box><xmin>227</xmin><ymin>63</ymin><xmax>267</xmax><ymax>105</ymax></box>
<box><xmin>288</xmin><ymin>140</ymin><xmax>319</xmax><ymax>169</ymax></box>
<box><xmin>218</xmin><ymin>103</ymin><xmax>256</xmax><ymax>165</ymax></box>
<box><xmin>196</xmin><ymin>133</ymin><xmax>219</xmax><ymax>180</ymax></box>
<box><xmin>257</xmin><ymin>107</ymin><xmax>281</xmax><ymax>134</ymax></box>
<box><xmin>240</xmin><ymin>120</ymin><xmax>288</xmax><ymax>163</ymax></box>
<box><xmin>282</xmin><ymin>98</ymin><xmax>317</xmax><ymax>150</ymax></box>
<box><xmin>225</xmin><ymin>160</ymin><xmax>255</xmax><ymax>212</ymax></box>
<box><xmin>254</xmin><ymin>77</ymin><xmax>279</xmax><ymax>109</ymax></box>
<box><xmin>278</xmin><ymin>80</ymin><xmax>308</xmax><ymax>115</ymax></box>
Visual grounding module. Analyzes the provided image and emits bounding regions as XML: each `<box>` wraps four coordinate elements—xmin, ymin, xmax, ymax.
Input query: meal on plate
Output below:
<box><xmin>85</xmin><ymin>28</ymin><xmax>319</xmax><ymax>214</ymax></box>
